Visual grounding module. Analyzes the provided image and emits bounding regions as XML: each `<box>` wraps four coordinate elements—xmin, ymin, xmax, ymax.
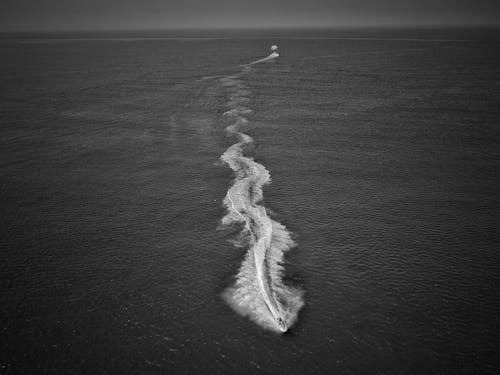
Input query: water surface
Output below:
<box><xmin>1</xmin><ymin>28</ymin><xmax>499</xmax><ymax>374</ymax></box>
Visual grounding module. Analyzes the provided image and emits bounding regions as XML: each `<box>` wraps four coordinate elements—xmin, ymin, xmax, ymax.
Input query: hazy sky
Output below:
<box><xmin>1</xmin><ymin>0</ymin><xmax>499</xmax><ymax>31</ymax></box>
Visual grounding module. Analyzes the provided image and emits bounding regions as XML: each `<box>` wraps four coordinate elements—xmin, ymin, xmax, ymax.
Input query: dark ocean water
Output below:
<box><xmin>1</xmin><ymin>29</ymin><xmax>500</xmax><ymax>374</ymax></box>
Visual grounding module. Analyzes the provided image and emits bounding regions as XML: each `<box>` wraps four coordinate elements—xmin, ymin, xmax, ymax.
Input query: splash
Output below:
<box><xmin>219</xmin><ymin>52</ymin><xmax>303</xmax><ymax>333</ymax></box>
<box><xmin>247</xmin><ymin>51</ymin><xmax>279</xmax><ymax>65</ymax></box>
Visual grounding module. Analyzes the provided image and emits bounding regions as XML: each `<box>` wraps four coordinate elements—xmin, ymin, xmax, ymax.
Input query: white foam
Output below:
<box><xmin>247</xmin><ymin>52</ymin><xmax>280</xmax><ymax>66</ymax></box>
<box><xmin>218</xmin><ymin>55</ymin><xmax>303</xmax><ymax>333</ymax></box>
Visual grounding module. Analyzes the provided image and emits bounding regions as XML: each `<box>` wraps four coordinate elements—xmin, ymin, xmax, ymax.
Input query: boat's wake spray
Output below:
<box><xmin>218</xmin><ymin>46</ymin><xmax>303</xmax><ymax>333</ymax></box>
<box><xmin>247</xmin><ymin>45</ymin><xmax>280</xmax><ymax>66</ymax></box>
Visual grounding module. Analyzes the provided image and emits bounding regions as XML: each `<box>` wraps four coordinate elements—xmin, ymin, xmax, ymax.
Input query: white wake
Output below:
<box><xmin>219</xmin><ymin>52</ymin><xmax>303</xmax><ymax>333</ymax></box>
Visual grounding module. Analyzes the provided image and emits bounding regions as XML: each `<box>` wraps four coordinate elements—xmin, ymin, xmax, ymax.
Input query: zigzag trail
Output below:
<box><xmin>218</xmin><ymin>53</ymin><xmax>303</xmax><ymax>332</ymax></box>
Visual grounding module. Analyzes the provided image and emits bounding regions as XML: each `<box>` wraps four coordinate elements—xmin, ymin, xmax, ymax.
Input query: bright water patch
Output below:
<box><xmin>218</xmin><ymin>57</ymin><xmax>303</xmax><ymax>332</ymax></box>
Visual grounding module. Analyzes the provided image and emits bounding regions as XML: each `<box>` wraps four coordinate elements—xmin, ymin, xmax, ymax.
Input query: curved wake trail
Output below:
<box><xmin>219</xmin><ymin>56</ymin><xmax>303</xmax><ymax>333</ymax></box>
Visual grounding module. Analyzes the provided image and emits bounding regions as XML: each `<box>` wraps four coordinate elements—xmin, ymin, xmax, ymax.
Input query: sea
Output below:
<box><xmin>1</xmin><ymin>28</ymin><xmax>499</xmax><ymax>374</ymax></box>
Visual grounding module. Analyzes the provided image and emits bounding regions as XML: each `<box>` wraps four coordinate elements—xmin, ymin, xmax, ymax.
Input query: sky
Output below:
<box><xmin>1</xmin><ymin>0</ymin><xmax>499</xmax><ymax>31</ymax></box>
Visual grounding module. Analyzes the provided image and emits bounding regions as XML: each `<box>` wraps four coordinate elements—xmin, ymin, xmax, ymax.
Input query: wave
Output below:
<box><xmin>218</xmin><ymin>54</ymin><xmax>303</xmax><ymax>333</ymax></box>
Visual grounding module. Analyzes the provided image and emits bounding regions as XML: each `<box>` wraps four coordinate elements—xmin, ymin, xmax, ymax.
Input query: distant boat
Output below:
<box><xmin>270</xmin><ymin>45</ymin><xmax>279</xmax><ymax>58</ymax></box>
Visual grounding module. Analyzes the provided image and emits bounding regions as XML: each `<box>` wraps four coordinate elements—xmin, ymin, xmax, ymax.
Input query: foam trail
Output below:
<box><xmin>219</xmin><ymin>53</ymin><xmax>303</xmax><ymax>333</ymax></box>
<box><xmin>247</xmin><ymin>51</ymin><xmax>280</xmax><ymax>66</ymax></box>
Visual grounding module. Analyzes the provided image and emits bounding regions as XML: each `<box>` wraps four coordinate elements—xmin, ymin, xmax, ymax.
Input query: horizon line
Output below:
<box><xmin>1</xmin><ymin>23</ymin><xmax>500</xmax><ymax>34</ymax></box>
